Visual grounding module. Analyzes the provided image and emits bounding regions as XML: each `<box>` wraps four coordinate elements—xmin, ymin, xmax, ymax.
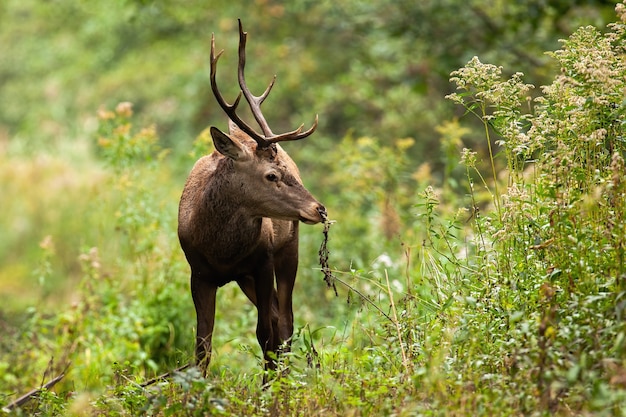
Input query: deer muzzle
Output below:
<box><xmin>299</xmin><ymin>203</ymin><xmax>327</xmax><ymax>225</ymax></box>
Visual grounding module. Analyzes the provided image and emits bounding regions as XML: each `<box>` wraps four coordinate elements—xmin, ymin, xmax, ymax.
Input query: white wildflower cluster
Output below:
<box><xmin>460</xmin><ymin>148</ymin><xmax>478</xmax><ymax>168</ymax></box>
<box><xmin>447</xmin><ymin>56</ymin><xmax>503</xmax><ymax>100</ymax></box>
<box><xmin>532</xmin><ymin>23</ymin><xmax>626</xmax><ymax>172</ymax></box>
<box><xmin>448</xmin><ymin>4</ymin><xmax>626</xmax><ymax>248</ymax></box>
<box><xmin>616</xmin><ymin>1</ymin><xmax>626</xmax><ymax>23</ymax></box>
<box><xmin>585</xmin><ymin>128</ymin><xmax>608</xmax><ymax>145</ymax></box>
<box><xmin>550</xmin><ymin>27</ymin><xmax>623</xmax><ymax>105</ymax></box>
<box><xmin>500</xmin><ymin>182</ymin><xmax>534</xmax><ymax>229</ymax></box>
<box><xmin>78</xmin><ymin>247</ymin><xmax>102</xmax><ymax>279</ymax></box>
<box><xmin>610</xmin><ymin>151</ymin><xmax>624</xmax><ymax>192</ymax></box>
<box><xmin>447</xmin><ymin>57</ymin><xmax>534</xmax><ymax>110</ymax></box>
<box><xmin>447</xmin><ymin>56</ymin><xmax>535</xmax><ymax>159</ymax></box>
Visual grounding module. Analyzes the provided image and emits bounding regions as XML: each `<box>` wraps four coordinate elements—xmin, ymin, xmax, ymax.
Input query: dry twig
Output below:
<box><xmin>140</xmin><ymin>363</ymin><xmax>191</xmax><ymax>387</ymax></box>
<box><xmin>4</xmin><ymin>363</ymin><xmax>70</xmax><ymax>411</ymax></box>
<box><xmin>318</xmin><ymin>215</ymin><xmax>338</xmax><ymax>296</ymax></box>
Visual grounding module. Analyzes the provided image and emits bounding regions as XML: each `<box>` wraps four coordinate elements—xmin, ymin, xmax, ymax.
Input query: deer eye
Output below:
<box><xmin>265</xmin><ymin>173</ymin><xmax>279</xmax><ymax>182</ymax></box>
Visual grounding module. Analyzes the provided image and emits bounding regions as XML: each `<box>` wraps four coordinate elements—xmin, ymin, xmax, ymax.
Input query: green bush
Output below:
<box><xmin>438</xmin><ymin>9</ymin><xmax>626</xmax><ymax>414</ymax></box>
<box><xmin>3</xmin><ymin>3</ymin><xmax>626</xmax><ymax>416</ymax></box>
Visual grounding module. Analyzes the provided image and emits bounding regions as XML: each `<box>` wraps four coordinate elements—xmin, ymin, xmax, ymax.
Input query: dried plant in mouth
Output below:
<box><xmin>318</xmin><ymin>210</ymin><xmax>337</xmax><ymax>296</ymax></box>
<box><xmin>317</xmin><ymin>213</ymin><xmax>395</xmax><ymax>321</ymax></box>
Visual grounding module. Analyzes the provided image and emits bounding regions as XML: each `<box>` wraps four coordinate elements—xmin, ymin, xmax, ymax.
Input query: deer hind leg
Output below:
<box><xmin>191</xmin><ymin>272</ymin><xmax>217</xmax><ymax>376</ymax></box>
<box><xmin>237</xmin><ymin>275</ymin><xmax>279</xmax><ymax>332</ymax></box>
<box><xmin>274</xmin><ymin>234</ymin><xmax>299</xmax><ymax>353</ymax></box>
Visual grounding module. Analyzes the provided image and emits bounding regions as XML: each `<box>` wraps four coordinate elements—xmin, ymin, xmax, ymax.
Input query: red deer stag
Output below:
<box><xmin>178</xmin><ymin>20</ymin><xmax>326</xmax><ymax>379</ymax></box>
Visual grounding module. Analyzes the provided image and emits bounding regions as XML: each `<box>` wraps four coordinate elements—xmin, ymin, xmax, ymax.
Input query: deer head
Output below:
<box><xmin>208</xmin><ymin>121</ymin><xmax>324</xmax><ymax>224</ymax></box>
<box><xmin>205</xmin><ymin>19</ymin><xmax>324</xmax><ymax>225</ymax></box>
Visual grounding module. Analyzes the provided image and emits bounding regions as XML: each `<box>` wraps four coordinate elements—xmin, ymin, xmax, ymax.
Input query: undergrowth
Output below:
<box><xmin>3</xmin><ymin>2</ymin><xmax>626</xmax><ymax>416</ymax></box>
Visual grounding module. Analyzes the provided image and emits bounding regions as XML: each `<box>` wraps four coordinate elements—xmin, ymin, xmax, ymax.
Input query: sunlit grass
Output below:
<box><xmin>0</xmin><ymin>148</ymin><xmax>107</xmax><ymax>309</ymax></box>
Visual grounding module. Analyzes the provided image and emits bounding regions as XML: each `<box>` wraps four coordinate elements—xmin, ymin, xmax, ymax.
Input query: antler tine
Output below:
<box><xmin>210</xmin><ymin>34</ymin><xmax>239</xmax><ymax>114</ymax></box>
<box><xmin>210</xmin><ymin>31</ymin><xmax>271</xmax><ymax>147</ymax></box>
<box><xmin>265</xmin><ymin>114</ymin><xmax>319</xmax><ymax>144</ymax></box>
<box><xmin>237</xmin><ymin>19</ymin><xmax>319</xmax><ymax>146</ymax></box>
<box><xmin>237</xmin><ymin>19</ymin><xmax>276</xmax><ymax>138</ymax></box>
<box><xmin>211</xmin><ymin>20</ymin><xmax>318</xmax><ymax>148</ymax></box>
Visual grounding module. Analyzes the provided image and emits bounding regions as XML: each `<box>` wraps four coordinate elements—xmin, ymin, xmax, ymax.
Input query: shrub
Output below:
<box><xmin>440</xmin><ymin>4</ymin><xmax>626</xmax><ymax>413</ymax></box>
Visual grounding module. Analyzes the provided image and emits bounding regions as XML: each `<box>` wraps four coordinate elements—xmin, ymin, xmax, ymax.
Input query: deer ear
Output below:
<box><xmin>210</xmin><ymin>126</ymin><xmax>248</xmax><ymax>161</ymax></box>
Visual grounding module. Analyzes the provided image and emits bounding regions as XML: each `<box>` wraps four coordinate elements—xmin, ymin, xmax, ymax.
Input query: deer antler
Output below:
<box><xmin>210</xmin><ymin>19</ymin><xmax>318</xmax><ymax>148</ymax></box>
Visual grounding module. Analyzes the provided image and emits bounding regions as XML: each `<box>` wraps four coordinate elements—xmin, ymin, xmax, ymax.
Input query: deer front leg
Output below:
<box><xmin>191</xmin><ymin>272</ymin><xmax>217</xmax><ymax>375</ymax></box>
<box><xmin>254</xmin><ymin>262</ymin><xmax>279</xmax><ymax>375</ymax></box>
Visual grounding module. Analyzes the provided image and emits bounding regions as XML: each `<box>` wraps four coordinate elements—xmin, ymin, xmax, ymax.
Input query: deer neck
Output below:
<box><xmin>199</xmin><ymin>170</ymin><xmax>271</xmax><ymax>261</ymax></box>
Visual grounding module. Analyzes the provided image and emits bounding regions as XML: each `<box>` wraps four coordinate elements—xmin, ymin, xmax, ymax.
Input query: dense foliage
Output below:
<box><xmin>2</xmin><ymin>0</ymin><xmax>626</xmax><ymax>415</ymax></box>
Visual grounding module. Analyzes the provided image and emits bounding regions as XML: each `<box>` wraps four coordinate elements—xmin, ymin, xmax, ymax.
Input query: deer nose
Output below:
<box><xmin>316</xmin><ymin>205</ymin><xmax>327</xmax><ymax>222</ymax></box>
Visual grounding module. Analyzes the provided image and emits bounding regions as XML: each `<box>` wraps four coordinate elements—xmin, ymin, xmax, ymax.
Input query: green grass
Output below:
<box><xmin>3</xmin><ymin>5</ymin><xmax>626</xmax><ymax>416</ymax></box>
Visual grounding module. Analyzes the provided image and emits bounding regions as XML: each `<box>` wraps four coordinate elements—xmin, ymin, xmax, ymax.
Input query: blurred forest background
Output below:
<box><xmin>0</xmin><ymin>0</ymin><xmax>615</xmax><ymax>309</ymax></box>
<box><xmin>1</xmin><ymin>0</ymin><xmax>625</xmax><ymax>415</ymax></box>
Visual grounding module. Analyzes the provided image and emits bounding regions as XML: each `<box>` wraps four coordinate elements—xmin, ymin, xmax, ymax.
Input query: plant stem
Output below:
<box><xmin>385</xmin><ymin>270</ymin><xmax>410</xmax><ymax>377</ymax></box>
<box><xmin>482</xmin><ymin>105</ymin><xmax>502</xmax><ymax>221</ymax></box>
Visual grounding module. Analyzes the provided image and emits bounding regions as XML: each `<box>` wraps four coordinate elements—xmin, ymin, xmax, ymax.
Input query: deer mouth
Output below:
<box><xmin>299</xmin><ymin>206</ymin><xmax>326</xmax><ymax>225</ymax></box>
<box><xmin>299</xmin><ymin>216</ymin><xmax>320</xmax><ymax>225</ymax></box>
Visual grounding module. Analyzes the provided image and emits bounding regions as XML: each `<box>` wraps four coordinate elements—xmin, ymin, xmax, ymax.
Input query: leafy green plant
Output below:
<box><xmin>441</xmin><ymin>5</ymin><xmax>626</xmax><ymax>413</ymax></box>
<box><xmin>5</xmin><ymin>3</ymin><xmax>626</xmax><ymax>416</ymax></box>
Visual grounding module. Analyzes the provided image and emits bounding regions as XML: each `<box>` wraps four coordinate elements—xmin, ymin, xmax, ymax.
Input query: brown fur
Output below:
<box><xmin>178</xmin><ymin>123</ymin><xmax>325</xmax><ymax>379</ymax></box>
